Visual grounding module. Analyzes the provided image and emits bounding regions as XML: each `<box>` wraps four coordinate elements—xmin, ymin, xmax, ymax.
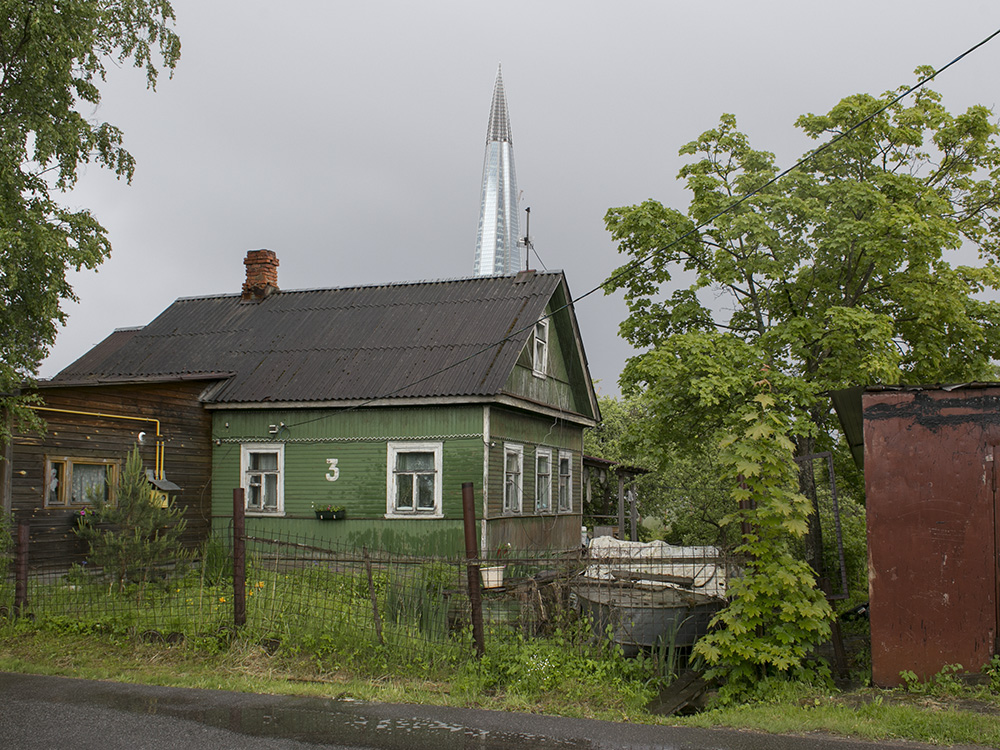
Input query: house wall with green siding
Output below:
<box><xmin>209</xmin><ymin>398</ymin><xmax>588</xmax><ymax>557</ymax></box>
<box><xmin>485</xmin><ymin>406</ymin><xmax>584</xmax><ymax>552</ymax></box>
<box><xmin>210</xmin><ymin>404</ymin><xmax>485</xmax><ymax>556</ymax></box>
<box><xmin>504</xmin><ymin>297</ymin><xmax>595</xmax><ymax>421</ymax></box>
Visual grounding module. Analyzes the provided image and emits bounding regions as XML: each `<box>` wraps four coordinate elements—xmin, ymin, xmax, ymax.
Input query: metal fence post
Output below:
<box><xmin>232</xmin><ymin>488</ymin><xmax>246</xmax><ymax>627</ymax></box>
<box><xmin>462</xmin><ymin>481</ymin><xmax>485</xmax><ymax>657</ymax></box>
<box><xmin>14</xmin><ymin>522</ymin><xmax>28</xmax><ymax>615</ymax></box>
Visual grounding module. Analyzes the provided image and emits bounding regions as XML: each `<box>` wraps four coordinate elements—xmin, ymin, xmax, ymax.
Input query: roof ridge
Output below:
<box><xmin>173</xmin><ymin>270</ymin><xmax>564</xmax><ymax>303</ymax></box>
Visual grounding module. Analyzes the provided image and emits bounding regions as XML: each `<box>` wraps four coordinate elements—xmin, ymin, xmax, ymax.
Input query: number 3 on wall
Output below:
<box><xmin>325</xmin><ymin>458</ymin><xmax>340</xmax><ymax>482</ymax></box>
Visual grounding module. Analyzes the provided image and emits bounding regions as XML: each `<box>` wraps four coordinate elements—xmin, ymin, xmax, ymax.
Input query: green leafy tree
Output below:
<box><xmin>605</xmin><ymin>71</ymin><xmax>1000</xmax><ymax>571</ymax></box>
<box><xmin>692</xmin><ymin>391</ymin><xmax>832</xmax><ymax>695</ymax></box>
<box><xmin>75</xmin><ymin>445</ymin><xmax>189</xmax><ymax>591</ymax></box>
<box><xmin>0</xmin><ymin>1</ymin><xmax>180</xmax><ymax>431</ymax></box>
<box><xmin>585</xmin><ymin>392</ymin><xmax>735</xmax><ymax>547</ymax></box>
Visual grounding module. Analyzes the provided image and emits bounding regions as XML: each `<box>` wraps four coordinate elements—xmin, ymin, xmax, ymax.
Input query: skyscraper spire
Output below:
<box><xmin>474</xmin><ymin>64</ymin><xmax>521</xmax><ymax>276</ymax></box>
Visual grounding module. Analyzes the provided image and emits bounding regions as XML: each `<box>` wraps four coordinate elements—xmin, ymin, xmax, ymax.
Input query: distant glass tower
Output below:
<box><xmin>474</xmin><ymin>65</ymin><xmax>521</xmax><ymax>276</ymax></box>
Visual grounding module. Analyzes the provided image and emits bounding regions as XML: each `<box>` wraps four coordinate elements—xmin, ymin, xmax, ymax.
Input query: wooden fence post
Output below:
<box><xmin>232</xmin><ymin>488</ymin><xmax>246</xmax><ymax>627</ymax></box>
<box><xmin>363</xmin><ymin>547</ymin><xmax>385</xmax><ymax>646</ymax></box>
<box><xmin>14</xmin><ymin>522</ymin><xmax>28</xmax><ymax>615</ymax></box>
<box><xmin>462</xmin><ymin>481</ymin><xmax>485</xmax><ymax>657</ymax></box>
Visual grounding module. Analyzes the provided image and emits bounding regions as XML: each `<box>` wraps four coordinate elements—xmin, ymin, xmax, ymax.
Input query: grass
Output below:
<box><xmin>1</xmin><ymin>555</ymin><xmax>997</xmax><ymax>747</ymax></box>
<box><xmin>681</xmin><ymin>682</ymin><xmax>1000</xmax><ymax>747</ymax></box>
<box><xmin>0</xmin><ymin>623</ymin><xmax>997</xmax><ymax>746</ymax></box>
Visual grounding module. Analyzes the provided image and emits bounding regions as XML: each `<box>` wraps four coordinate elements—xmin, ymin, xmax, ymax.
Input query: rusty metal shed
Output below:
<box><xmin>834</xmin><ymin>384</ymin><xmax>1000</xmax><ymax>686</ymax></box>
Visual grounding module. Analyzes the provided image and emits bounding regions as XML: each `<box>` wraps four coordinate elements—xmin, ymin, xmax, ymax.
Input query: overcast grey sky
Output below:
<box><xmin>43</xmin><ymin>1</ymin><xmax>1000</xmax><ymax>396</ymax></box>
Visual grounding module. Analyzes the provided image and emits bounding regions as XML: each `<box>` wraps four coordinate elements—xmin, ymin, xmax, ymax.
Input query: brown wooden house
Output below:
<box><xmin>6</xmin><ymin>378</ymin><xmax>214</xmax><ymax>569</ymax></box>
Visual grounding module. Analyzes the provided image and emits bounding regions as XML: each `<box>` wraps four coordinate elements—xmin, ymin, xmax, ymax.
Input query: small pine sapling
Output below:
<box><xmin>75</xmin><ymin>445</ymin><xmax>190</xmax><ymax>592</ymax></box>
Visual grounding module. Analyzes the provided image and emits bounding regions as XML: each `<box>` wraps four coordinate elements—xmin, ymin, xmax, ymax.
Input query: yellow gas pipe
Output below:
<box><xmin>28</xmin><ymin>406</ymin><xmax>165</xmax><ymax>478</ymax></box>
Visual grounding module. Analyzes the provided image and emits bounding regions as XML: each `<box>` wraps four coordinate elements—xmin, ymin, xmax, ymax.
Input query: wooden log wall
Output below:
<box><xmin>9</xmin><ymin>381</ymin><xmax>214</xmax><ymax>571</ymax></box>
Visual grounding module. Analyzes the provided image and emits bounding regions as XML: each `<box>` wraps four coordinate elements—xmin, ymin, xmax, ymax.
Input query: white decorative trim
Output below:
<box><xmin>218</xmin><ymin>433</ymin><xmax>479</xmax><ymax>444</ymax></box>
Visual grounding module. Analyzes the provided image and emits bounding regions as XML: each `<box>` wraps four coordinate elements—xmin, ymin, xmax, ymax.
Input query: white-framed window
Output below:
<box><xmin>535</xmin><ymin>448</ymin><xmax>552</xmax><ymax>512</ymax></box>
<box><xmin>241</xmin><ymin>443</ymin><xmax>284</xmax><ymax>515</ymax></box>
<box><xmin>557</xmin><ymin>451</ymin><xmax>573</xmax><ymax>512</ymax></box>
<box><xmin>532</xmin><ymin>318</ymin><xmax>549</xmax><ymax>378</ymax></box>
<box><xmin>44</xmin><ymin>457</ymin><xmax>119</xmax><ymax>507</ymax></box>
<box><xmin>386</xmin><ymin>441</ymin><xmax>443</xmax><ymax>518</ymax></box>
<box><xmin>504</xmin><ymin>444</ymin><xmax>523</xmax><ymax>514</ymax></box>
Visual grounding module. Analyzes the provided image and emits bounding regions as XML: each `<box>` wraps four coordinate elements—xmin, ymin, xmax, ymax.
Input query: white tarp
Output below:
<box><xmin>583</xmin><ymin>536</ymin><xmax>727</xmax><ymax>599</ymax></box>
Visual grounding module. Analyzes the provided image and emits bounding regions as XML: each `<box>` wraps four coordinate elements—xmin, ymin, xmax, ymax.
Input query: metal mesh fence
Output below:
<box><xmin>0</xmin><ymin>525</ymin><xmax>730</xmax><ymax>674</ymax></box>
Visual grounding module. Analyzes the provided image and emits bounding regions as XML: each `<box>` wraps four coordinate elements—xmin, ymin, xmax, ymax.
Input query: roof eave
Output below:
<box><xmin>39</xmin><ymin>372</ymin><xmax>235</xmax><ymax>388</ymax></box>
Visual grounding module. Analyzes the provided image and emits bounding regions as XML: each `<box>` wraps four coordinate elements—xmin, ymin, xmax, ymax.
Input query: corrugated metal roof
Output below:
<box><xmin>53</xmin><ymin>272</ymin><xmax>567</xmax><ymax>404</ymax></box>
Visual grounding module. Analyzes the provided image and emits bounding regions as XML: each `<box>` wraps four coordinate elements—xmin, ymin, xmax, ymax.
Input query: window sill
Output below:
<box><xmin>384</xmin><ymin>512</ymin><xmax>444</xmax><ymax>520</ymax></box>
<box><xmin>245</xmin><ymin>511</ymin><xmax>286</xmax><ymax>517</ymax></box>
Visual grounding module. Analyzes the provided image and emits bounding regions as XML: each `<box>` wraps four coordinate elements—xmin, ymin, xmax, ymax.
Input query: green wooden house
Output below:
<box><xmin>19</xmin><ymin>250</ymin><xmax>599</xmax><ymax>558</ymax></box>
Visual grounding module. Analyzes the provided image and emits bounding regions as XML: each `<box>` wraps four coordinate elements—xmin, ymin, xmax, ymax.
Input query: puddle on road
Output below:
<box><xmin>65</xmin><ymin>682</ymin><xmax>596</xmax><ymax>749</ymax></box>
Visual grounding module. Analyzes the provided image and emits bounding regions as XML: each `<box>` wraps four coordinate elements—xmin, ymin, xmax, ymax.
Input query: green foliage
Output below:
<box><xmin>0</xmin><ymin>507</ymin><xmax>13</xmax><ymax>568</ymax></box>
<box><xmin>0</xmin><ymin>510</ymin><xmax>13</xmax><ymax>608</ymax></box>
<box><xmin>900</xmin><ymin>663</ymin><xmax>967</xmax><ymax>697</ymax></box>
<box><xmin>585</xmin><ymin>392</ymin><xmax>736</xmax><ymax>547</ymax></box>
<box><xmin>458</xmin><ymin>633</ymin><xmax>653</xmax><ymax>707</ymax></box>
<box><xmin>0</xmin><ymin>1</ymin><xmax>180</xmax><ymax>431</ymax></box>
<box><xmin>75</xmin><ymin>446</ymin><xmax>190</xmax><ymax>592</ymax></box>
<box><xmin>602</xmin><ymin>72</ymin><xmax>1000</xmax><ymax>682</ymax></box>
<box><xmin>819</xmin><ymin>488</ymin><xmax>867</xmax><ymax>599</ymax></box>
<box><xmin>605</xmin><ymin>72</ymin><xmax>1000</xmax><ymax>460</ymax></box>
<box><xmin>198</xmin><ymin>536</ymin><xmax>233</xmax><ymax>587</ymax></box>
<box><xmin>984</xmin><ymin>655</ymin><xmax>1000</xmax><ymax>693</ymax></box>
<box><xmin>693</xmin><ymin>393</ymin><xmax>833</xmax><ymax>692</ymax></box>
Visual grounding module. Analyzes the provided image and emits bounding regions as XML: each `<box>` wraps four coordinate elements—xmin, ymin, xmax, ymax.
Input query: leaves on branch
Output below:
<box><xmin>0</xmin><ymin>1</ymin><xmax>180</xmax><ymax>433</ymax></box>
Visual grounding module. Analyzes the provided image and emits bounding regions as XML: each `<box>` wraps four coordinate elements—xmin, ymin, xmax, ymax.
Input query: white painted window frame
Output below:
<box><xmin>503</xmin><ymin>443</ymin><xmax>523</xmax><ymax>514</ymax></box>
<box><xmin>241</xmin><ymin>442</ymin><xmax>285</xmax><ymax>516</ymax></box>
<box><xmin>557</xmin><ymin>450</ymin><xmax>573</xmax><ymax>512</ymax></box>
<box><xmin>385</xmin><ymin>441</ymin><xmax>444</xmax><ymax>519</ymax></box>
<box><xmin>532</xmin><ymin>318</ymin><xmax>549</xmax><ymax>378</ymax></box>
<box><xmin>535</xmin><ymin>447</ymin><xmax>552</xmax><ymax>513</ymax></box>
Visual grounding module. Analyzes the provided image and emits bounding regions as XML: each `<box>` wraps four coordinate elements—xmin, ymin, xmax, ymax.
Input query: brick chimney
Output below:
<box><xmin>242</xmin><ymin>249</ymin><xmax>279</xmax><ymax>301</ymax></box>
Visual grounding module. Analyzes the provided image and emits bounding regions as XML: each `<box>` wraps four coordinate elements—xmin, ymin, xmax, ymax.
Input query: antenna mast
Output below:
<box><xmin>521</xmin><ymin>206</ymin><xmax>531</xmax><ymax>271</ymax></box>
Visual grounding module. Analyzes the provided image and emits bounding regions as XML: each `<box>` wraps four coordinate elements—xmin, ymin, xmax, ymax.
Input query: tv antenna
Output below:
<box><xmin>519</xmin><ymin>206</ymin><xmax>546</xmax><ymax>271</ymax></box>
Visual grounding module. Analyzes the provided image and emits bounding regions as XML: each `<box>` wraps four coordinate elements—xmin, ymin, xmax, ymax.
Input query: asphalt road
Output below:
<box><xmin>0</xmin><ymin>672</ymin><xmax>991</xmax><ymax>750</ymax></box>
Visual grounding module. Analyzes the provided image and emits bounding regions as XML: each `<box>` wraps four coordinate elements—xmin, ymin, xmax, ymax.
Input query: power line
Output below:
<box><xmin>583</xmin><ymin>26</ymin><xmax>1000</xmax><ymax>310</ymax></box>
